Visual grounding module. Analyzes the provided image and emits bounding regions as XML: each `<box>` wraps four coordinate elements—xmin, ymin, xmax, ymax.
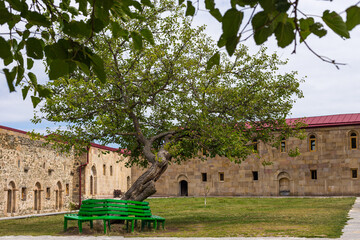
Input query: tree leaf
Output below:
<box><xmin>31</xmin><ymin>96</ymin><xmax>41</xmax><ymax>108</ymax></box>
<box><xmin>185</xmin><ymin>1</ymin><xmax>195</xmax><ymax>16</ymax></box>
<box><xmin>131</xmin><ymin>31</ymin><xmax>143</xmax><ymax>50</ymax></box>
<box><xmin>309</xmin><ymin>22</ymin><xmax>327</xmax><ymax>38</ymax></box>
<box><xmin>252</xmin><ymin>11</ymin><xmax>270</xmax><ymax>29</ymax></box>
<box><xmin>140</xmin><ymin>28</ymin><xmax>155</xmax><ymax>45</ymax></box>
<box><xmin>26</xmin><ymin>38</ymin><xmax>44</xmax><ymax>59</ymax></box>
<box><xmin>15</xmin><ymin>66</ymin><xmax>24</xmax><ymax>85</ymax></box>
<box><xmin>28</xmin><ymin>72</ymin><xmax>38</xmax><ymax>86</ymax></box>
<box><xmin>178</xmin><ymin>0</ymin><xmax>185</xmax><ymax>4</ymax></box>
<box><xmin>27</xmin><ymin>58</ymin><xmax>34</xmax><ymax>70</ymax></box>
<box><xmin>205</xmin><ymin>0</ymin><xmax>215</xmax><ymax>10</ymax></box>
<box><xmin>4</xmin><ymin>68</ymin><xmax>16</xmax><ymax>92</ymax></box>
<box><xmin>0</xmin><ymin>36</ymin><xmax>12</xmax><ymax>60</ymax></box>
<box><xmin>346</xmin><ymin>6</ymin><xmax>360</xmax><ymax>31</ymax></box>
<box><xmin>322</xmin><ymin>10</ymin><xmax>350</xmax><ymax>38</ymax></box>
<box><xmin>22</xmin><ymin>86</ymin><xmax>30</xmax><ymax>100</ymax></box>
<box><xmin>275</xmin><ymin>0</ymin><xmax>291</xmax><ymax>12</ymax></box>
<box><xmin>226</xmin><ymin>35</ymin><xmax>240</xmax><ymax>56</ymax></box>
<box><xmin>26</xmin><ymin>11</ymin><xmax>51</xmax><ymax>27</ymax></box>
<box><xmin>253</xmin><ymin>27</ymin><xmax>273</xmax><ymax>45</ymax></box>
<box><xmin>89</xmin><ymin>54</ymin><xmax>106</xmax><ymax>83</ymax></box>
<box><xmin>206</xmin><ymin>51</ymin><xmax>220</xmax><ymax>70</ymax></box>
<box><xmin>222</xmin><ymin>8</ymin><xmax>243</xmax><ymax>39</ymax></box>
<box><xmin>274</xmin><ymin>21</ymin><xmax>294</xmax><ymax>48</ymax></box>
<box><xmin>210</xmin><ymin>8</ymin><xmax>222</xmax><ymax>22</ymax></box>
<box><xmin>141</xmin><ymin>0</ymin><xmax>154</xmax><ymax>8</ymax></box>
<box><xmin>49</xmin><ymin>60</ymin><xmax>69</xmax><ymax>80</ymax></box>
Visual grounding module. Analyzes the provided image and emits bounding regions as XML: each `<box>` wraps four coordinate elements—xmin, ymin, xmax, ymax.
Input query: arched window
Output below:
<box><xmin>350</xmin><ymin>132</ymin><xmax>358</xmax><ymax>149</ymax></box>
<box><xmin>309</xmin><ymin>135</ymin><xmax>316</xmax><ymax>152</ymax></box>
<box><xmin>55</xmin><ymin>181</ymin><xmax>62</xmax><ymax>210</ymax></box>
<box><xmin>7</xmin><ymin>181</ymin><xmax>16</xmax><ymax>214</ymax></box>
<box><xmin>280</xmin><ymin>138</ymin><xmax>286</xmax><ymax>152</ymax></box>
<box><xmin>127</xmin><ymin>176</ymin><xmax>131</xmax><ymax>191</ymax></box>
<box><xmin>91</xmin><ymin>165</ymin><xmax>97</xmax><ymax>195</ymax></box>
<box><xmin>34</xmin><ymin>182</ymin><xmax>41</xmax><ymax>212</ymax></box>
<box><xmin>252</xmin><ymin>139</ymin><xmax>258</xmax><ymax>152</ymax></box>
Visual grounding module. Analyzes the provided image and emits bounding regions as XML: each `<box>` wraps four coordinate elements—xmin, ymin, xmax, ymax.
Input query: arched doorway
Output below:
<box><xmin>34</xmin><ymin>182</ymin><xmax>41</xmax><ymax>212</ymax></box>
<box><xmin>55</xmin><ymin>181</ymin><xmax>63</xmax><ymax>210</ymax></box>
<box><xmin>7</xmin><ymin>181</ymin><xmax>16</xmax><ymax>214</ymax></box>
<box><xmin>179</xmin><ymin>180</ymin><xmax>188</xmax><ymax>196</ymax></box>
<box><xmin>90</xmin><ymin>165</ymin><xmax>97</xmax><ymax>195</ymax></box>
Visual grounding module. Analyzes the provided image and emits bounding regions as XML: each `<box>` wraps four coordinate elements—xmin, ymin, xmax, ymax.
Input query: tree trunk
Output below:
<box><xmin>122</xmin><ymin>148</ymin><xmax>170</xmax><ymax>201</ymax></box>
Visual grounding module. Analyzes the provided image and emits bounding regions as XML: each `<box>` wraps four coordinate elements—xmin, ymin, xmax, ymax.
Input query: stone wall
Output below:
<box><xmin>132</xmin><ymin>125</ymin><xmax>360</xmax><ymax>197</ymax></box>
<box><xmin>83</xmin><ymin>147</ymin><xmax>131</xmax><ymax>199</ymax></box>
<box><xmin>0</xmin><ymin>127</ymin><xmax>77</xmax><ymax>217</ymax></box>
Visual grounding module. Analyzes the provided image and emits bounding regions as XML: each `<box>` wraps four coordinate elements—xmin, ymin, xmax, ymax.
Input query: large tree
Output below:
<box><xmin>34</xmin><ymin>1</ymin><xmax>304</xmax><ymax>201</ymax></box>
<box><xmin>1</xmin><ymin>0</ymin><xmax>359</xmax><ymax>103</ymax></box>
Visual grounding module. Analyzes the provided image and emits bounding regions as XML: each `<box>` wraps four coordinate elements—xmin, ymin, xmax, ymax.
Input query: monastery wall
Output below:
<box><xmin>0</xmin><ymin>127</ymin><xmax>78</xmax><ymax>217</ymax></box>
<box><xmin>132</xmin><ymin>125</ymin><xmax>360</xmax><ymax>197</ymax></box>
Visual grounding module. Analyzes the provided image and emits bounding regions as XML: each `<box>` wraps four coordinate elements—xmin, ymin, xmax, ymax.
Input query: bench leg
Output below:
<box><xmin>131</xmin><ymin>219</ymin><xmax>135</xmax><ymax>232</ymax></box>
<box><xmin>126</xmin><ymin>220</ymin><xmax>129</xmax><ymax>232</ymax></box>
<box><xmin>108</xmin><ymin>220</ymin><xmax>111</xmax><ymax>232</ymax></box>
<box><xmin>103</xmin><ymin>220</ymin><xmax>107</xmax><ymax>234</ymax></box>
<box><xmin>141</xmin><ymin>220</ymin><xmax>145</xmax><ymax>231</ymax></box>
<box><xmin>64</xmin><ymin>219</ymin><xmax>68</xmax><ymax>232</ymax></box>
<box><xmin>90</xmin><ymin>220</ymin><xmax>93</xmax><ymax>229</ymax></box>
<box><xmin>78</xmin><ymin>220</ymin><xmax>83</xmax><ymax>233</ymax></box>
<box><xmin>154</xmin><ymin>220</ymin><xmax>157</xmax><ymax>230</ymax></box>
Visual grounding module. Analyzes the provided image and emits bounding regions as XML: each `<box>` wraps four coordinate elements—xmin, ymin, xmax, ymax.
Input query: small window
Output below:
<box><xmin>252</xmin><ymin>171</ymin><xmax>258</xmax><ymax>181</ymax></box>
<box><xmin>21</xmin><ymin>187</ymin><xmax>27</xmax><ymax>201</ymax></box>
<box><xmin>252</xmin><ymin>139</ymin><xmax>258</xmax><ymax>152</ymax></box>
<box><xmin>280</xmin><ymin>138</ymin><xmax>286</xmax><ymax>152</ymax></box>
<box><xmin>110</xmin><ymin>166</ymin><xmax>113</xmax><ymax>176</ymax></box>
<box><xmin>46</xmin><ymin>187</ymin><xmax>51</xmax><ymax>199</ymax></box>
<box><xmin>311</xmin><ymin>170</ymin><xmax>317</xmax><ymax>180</ymax></box>
<box><xmin>352</xmin><ymin>169</ymin><xmax>358</xmax><ymax>179</ymax></box>
<box><xmin>103</xmin><ymin>164</ymin><xmax>106</xmax><ymax>175</ymax></box>
<box><xmin>65</xmin><ymin>184</ymin><xmax>69</xmax><ymax>196</ymax></box>
<box><xmin>309</xmin><ymin>135</ymin><xmax>316</xmax><ymax>152</ymax></box>
<box><xmin>201</xmin><ymin>173</ymin><xmax>207</xmax><ymax>182</ymax></box>
<box><xmin>219</xmin><ymin>172</ymin><xmax>224</xmax><ymax>182</ymax></box>
<box><xmin>351</xmin><ymin>133</ymin><xmax>358</xmax><ymax>149</ymax></box>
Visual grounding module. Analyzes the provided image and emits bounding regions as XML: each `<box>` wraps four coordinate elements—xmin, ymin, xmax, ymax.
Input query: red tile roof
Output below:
<box><xmin>0</xmin><ymin>125</ymin><xmax>122</xmax><ymax>152</ymax></box>
<box><xmin>287</xmin><ymin>113</ymin><xmax>360</xmax><ymax>128</ymax></box>
<box><xmin>2</xmin><ymin>113</ymin><xmax>360</xmax><ymax>150</ymax></box>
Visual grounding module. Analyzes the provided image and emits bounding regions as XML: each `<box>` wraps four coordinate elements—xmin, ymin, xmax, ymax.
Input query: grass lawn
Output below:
<box><xmin>0</xmin><ymin>197</ymin><xmax>355</xmax><ymax>238</ymax></box>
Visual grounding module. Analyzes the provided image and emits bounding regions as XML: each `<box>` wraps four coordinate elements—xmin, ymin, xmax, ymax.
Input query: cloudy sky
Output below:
<box><xmin>1</xmin><ymin>1</ymin><xmax>360</xmax><ymax>133</ymax></box>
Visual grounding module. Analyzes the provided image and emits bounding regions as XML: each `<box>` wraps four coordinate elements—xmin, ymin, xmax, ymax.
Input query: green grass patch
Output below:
<box><xmin>0</xmin><ymin>197</ymin><xmax>355</xmax><ymax>238</ymax></box>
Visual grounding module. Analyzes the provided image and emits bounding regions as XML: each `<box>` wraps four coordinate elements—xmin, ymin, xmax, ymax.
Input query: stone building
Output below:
<box><xmin>0</xmin><ymin>125</ymin><xmax>130</xmax><ymax>218</ymax></box>
<box><xmin>3</xmin><ymin>113</ymin><xmax>360</xmax><ymax>217</ymax></box>
<box><xmin>132</xmin><ymin>113</ymin><xmax>360</xmax><ymax>197</ymax></box>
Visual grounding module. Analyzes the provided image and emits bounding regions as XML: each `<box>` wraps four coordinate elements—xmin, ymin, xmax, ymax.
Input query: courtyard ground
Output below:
<box><xmin>0</xmin><ymin>197</ymin><xmax>355</xmax><ymax>238</ymax></box>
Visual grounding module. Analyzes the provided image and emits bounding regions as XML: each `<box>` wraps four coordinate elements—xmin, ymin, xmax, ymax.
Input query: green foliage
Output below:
<box><xmin>34</xmin><ymin>1</ymin><xmax>304</xmax><ymax>168</ymax></box>
<box><xmin>2</xmin><ymin>0</ymin><xmax>360</xmax><ymax>99</ymax></box>
<box><xmin>1</xmin><ymin>0</ymin><xmax>156</xmax><ymax>102</ymax></box>
<box><xmin>186</xmin><ymin>0</ymin><xmax>360</xmax><ymax>58</ymax></box>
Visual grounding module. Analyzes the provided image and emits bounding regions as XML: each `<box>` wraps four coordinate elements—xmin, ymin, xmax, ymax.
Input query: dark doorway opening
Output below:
<box><xmin>180</xmin><ymin>180</ymin><xmax>188</xmax><ymax>196</ymax></box>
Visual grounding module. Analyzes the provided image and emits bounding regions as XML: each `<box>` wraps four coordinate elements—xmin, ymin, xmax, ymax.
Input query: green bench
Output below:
<box><xmin>64</xmin><ymin>199</ymin><xmax>165</xmax><ymax>233</ymax></box>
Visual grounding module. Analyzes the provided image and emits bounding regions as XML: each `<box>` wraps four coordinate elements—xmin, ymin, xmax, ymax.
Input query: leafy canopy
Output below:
<box><xmin>1</xmin><ymin>0</ymin><xmax>359</xmax><ymax>103</ymax></box>
<box><xmin>34</xmin><ymin>1</ymin><xmax>304</xmax><ymax>166</ymax></box>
